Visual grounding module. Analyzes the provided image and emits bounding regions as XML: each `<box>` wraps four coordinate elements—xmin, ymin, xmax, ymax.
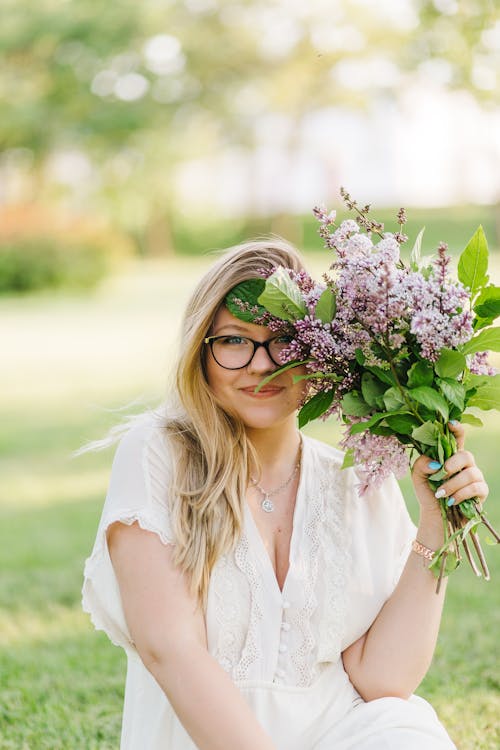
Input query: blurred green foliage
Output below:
<box><xmin>1</xmin><ymin>0</ymin><xmax>498</xmax><ymax>261</ymax></box>
<box><xmin>170</xmin><ymin>204</ymin><xmax>499</xmax><ymax>257</ymax></box>
<box><xmin>0</xmin><ymin>205</ymin><xmax>133</xmax><ymax>294</ymax></box>
<box><xmin>0</xmin><ymin>236</ymin><xmax>109</xmax><ymax>293</ymax></box>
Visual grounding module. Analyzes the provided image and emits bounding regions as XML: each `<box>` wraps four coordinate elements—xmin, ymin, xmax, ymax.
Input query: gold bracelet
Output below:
<box><xmin>412</xmin><ymin>539</ymin><xmax>435</xmax><ymax>562</ymax></box>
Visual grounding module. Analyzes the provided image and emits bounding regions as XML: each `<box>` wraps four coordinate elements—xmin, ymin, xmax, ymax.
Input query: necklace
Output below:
<box><xmin>250</xmin><ymin>441</ymin><xmax>302</xmax><ymax>513</ymax></box>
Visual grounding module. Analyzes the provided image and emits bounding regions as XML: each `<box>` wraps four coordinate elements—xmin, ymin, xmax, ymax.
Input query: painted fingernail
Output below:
<box><xmin>449</xmin><ymin>420</ymin><xmax>459</xmax><ymax>426</ymax></box>
<box><xmin>435</xmin><ymin>488</ymin><xmax>447</xmax><ymax>499</ymax></box>
<box><xmin>447</xmin><ymin>496</ymin><xmax>455</xmax><ymax>506</ymax></box>
<box><xmin>428</xmin><ymin>461</ymin><xmax>442</xmax><ymax>471</ymax></box>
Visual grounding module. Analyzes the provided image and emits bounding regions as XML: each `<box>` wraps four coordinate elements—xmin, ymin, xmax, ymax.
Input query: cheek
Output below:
<box><xmin>205</xmin><ymin>353</ymin><xmax>234</xmax><ymax>399</ymax></box>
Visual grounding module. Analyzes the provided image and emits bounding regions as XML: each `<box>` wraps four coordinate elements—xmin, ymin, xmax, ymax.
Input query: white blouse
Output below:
<box><xmin>82</xmin><ymin>411</ymin><xmax>456</xmax><ymax>750</ymax></box>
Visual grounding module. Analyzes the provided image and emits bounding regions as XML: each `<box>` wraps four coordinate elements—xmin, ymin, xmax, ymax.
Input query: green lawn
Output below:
<box><xmin>1</xmin><ymin>257</ymin><xmax>499</xmax><ymax>749</ymax></box>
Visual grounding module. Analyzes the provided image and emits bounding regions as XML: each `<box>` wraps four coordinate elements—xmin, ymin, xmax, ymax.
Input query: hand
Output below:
<box><xmin>411</xmin><ymin>421</ymin><xmax>489</xmax><ymax>520</ymax></box>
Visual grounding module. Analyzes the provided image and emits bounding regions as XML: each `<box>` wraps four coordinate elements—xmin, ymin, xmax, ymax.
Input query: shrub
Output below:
<box><xmin>0</xmin><ymin>236</ymin><xmax>109</xmax><ymax>293</ymax></box>
<box><xmin>0</xmin><ymin>205</ymin><xmax>132</xmax><ymax>294</ymax></box>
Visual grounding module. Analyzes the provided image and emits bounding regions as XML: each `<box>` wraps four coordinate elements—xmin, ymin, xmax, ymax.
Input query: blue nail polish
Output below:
<box><xmin>447</xmin><ymin>497</ymin><xmax>455</xmax><ymax>506</ymax></box>
<box><xmin>428</xmin><ymin>461</ymin><xmax>442</xmax><ymax>471</ymax></box>
<box><xmin>450</xmin><ymin>420</ymin><xmax>459</xmax><ymax>426</ymax></box>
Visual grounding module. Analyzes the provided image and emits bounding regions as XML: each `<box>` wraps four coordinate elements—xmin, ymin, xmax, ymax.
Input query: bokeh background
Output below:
<box><xmin>1</xmin><ymin>1</ymin><xmax>499</xmax><ymax>748</ymax></box>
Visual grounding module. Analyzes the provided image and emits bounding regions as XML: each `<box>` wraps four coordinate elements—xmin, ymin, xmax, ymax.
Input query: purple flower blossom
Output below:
<box><xmin>469</xmin><ymin>351</ymin><xmax>497</xmax><ymax>376</ymax></box>
<box><xmin>340</xmin><ymin>422</ymin><xmax>409</xmax><ymax>496</ymax></box>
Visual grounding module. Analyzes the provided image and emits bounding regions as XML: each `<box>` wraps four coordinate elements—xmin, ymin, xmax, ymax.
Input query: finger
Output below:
<box><xmin>443</xmin><ymin>450</ymin><xmax>475</xmax><ymax>477</ymax></box>
<box><xmin>442</xmin><ymin>481</ymin><xmax>489</xmax><ymax>507</ymax></box>
<box><xmin>433</xmin><ymin>467</ymin><xmax>485</xmax><ymax>501</ymax></box>
<box><xmin>412</xmin><ymin>454</ymin><xmax>444</xmax><ymax>480</ymax></box>
<box><xmin>448</xmin><ymin>420</ymin><xmax>465</xmax><ymax>451</ymax></box>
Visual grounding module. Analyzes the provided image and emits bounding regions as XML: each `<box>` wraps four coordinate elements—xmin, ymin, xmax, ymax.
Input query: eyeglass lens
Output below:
<box><xmin>211</xmin><ymin>336</ymin><xmax>290</xmax><ymax>368</ymax></box>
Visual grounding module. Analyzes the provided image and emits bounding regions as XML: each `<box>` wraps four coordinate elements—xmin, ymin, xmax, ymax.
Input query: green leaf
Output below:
<box><xmin>298</xmin><ymin>390</ymin><xmax>334</xmax><ymax>428</ymax></box>
<box><xmin>466</xmin><ymin>373</ymin><xmax>500</xmax><ymax>410</ymax></box>
<box><xmin>385</xmin><ymin>413</ymin><xmax>420</xmax><ymax>435</ymax></box>
<box><xmin>473</xmin><ymin>315</ymin><xmax>497</xmax><ymax>331</ymax></box>
<box><xmin>364</xmin><ymin>365</ymin><xmax>395</xmax><ymax>386</ymax></box>
<box><xmin>255</xmin><ymin>359</ymin><xmax>311</xmax><ymax>392</ymax></box>
<box><xmin>437</xmin><ymin>439</ymin><xmax>445</xmax><ymax>465</ymax></box>
<box><xmin>460</xmin><ymin>413</ymin><xmax>483</xmax><ymax>427</ymax></box>
<box><xmin>437</xmin><ymin>378</ymin><xmax>466</xmax><ymax>411</ymax></box>
<box><xmin>383</xmin><ymin>386</ymin><xmax>405</xmax><ymax>411</ymax></box>
<box><xmin>409</xmin><ymin>386</ymin><xmax>449</xmax><ymax>421</ymax></box>
<box><xmin>258</xmin><ymin>267</ymin><xmax>307</xmax><ymax>322</ymax></box>
<box><xmin>410</xmin><ymin>227</ymin><xmax>425</xmax><ymax>271</ymax></box>
<box><xmin>341</xmin><ymin>391</ymin><xmax>372</xmax><ymax>417</ymax></box>
<box><xmin>462</xmin><ymin>327</ymin><xmax>500</xmax><ymax>355</ymax></box>
<box><xmin>412</xmin><ymin>421</ymin><xmax>439</xmax><ymax>446</ymax></box>
<box><xmin>315</xmin><ymin>287</ymin><xmax>336</xmax><ymax>323</ymax></box>
<box><xmin>434</xmin><ymin>349</ymin><xmax>466</xmax><ymax>378</ymax></box>
<box><xmin>457</xmin><ymin>225</ymin><xmax>489</xmax><ymax>298</ymax></box>
<box><xmin>473</xmin><ymin>285</ymin><xmax>500</xmax><ymax>320</ymax></box>
<box><xmin>361</xmin><ymin>372</ymin><xmax>387</xmax><ymax>408</ymax></box>
<box><xmin>341</xmin><ymin>448</ymin><xmax>355</xmax><ymax>469</ymax></box>
<box><xmin>355</xmin><ymin>348</ymin><xmax>366</xmax><ymax>366</ymax></box>
<box><xmin>428</xmin><ymin>466</ymin><xmax>447</xmax><ymax>482</ymax></box>
<box><xmin>225</xmin><ymin>278</ymin><xmax>266</xmax><ymax>322</ymax></box>
<box><xmin>407</xmin><ymin>360</ymin><xmax>433</xmax><ymax>388</ymax></box>
<box><xmin>349</xmin><ymin>411</ymin><xmax>393</xmax><ymax>434</ymax></box>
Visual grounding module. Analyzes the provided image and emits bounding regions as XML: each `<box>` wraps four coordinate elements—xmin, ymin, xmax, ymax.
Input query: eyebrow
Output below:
<box><xmin>212</xmin><ymin>324</ymin><xmax>251</xmax><ymax>335</ymax></box>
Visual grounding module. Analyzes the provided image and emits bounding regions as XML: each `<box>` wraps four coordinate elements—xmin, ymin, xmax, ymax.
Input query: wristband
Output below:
<box><xmin>412</xmin><ymin>539</ymin><xmax>435</xmax><ymax>562</ymax></box>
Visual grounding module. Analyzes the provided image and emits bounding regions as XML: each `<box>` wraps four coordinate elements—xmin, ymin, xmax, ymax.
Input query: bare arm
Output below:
<box><xmin>107</xmin><ymin>521</ymin><xmax>277</xmax><ymax>750</ymax></box>
<box><xmin>342</xmin><ymin>422</ymin><xmax>488</xmax><ymax>701</ymax></box>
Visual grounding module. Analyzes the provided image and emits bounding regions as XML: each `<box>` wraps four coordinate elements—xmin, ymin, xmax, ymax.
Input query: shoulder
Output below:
<box><xmin>114</xmin><ymin>407</ymin><xmax>169</xmax><ymax>457</ymax></box>
<box><xmin>108</xmin><ymin>407</ymin><xmax>173</xmax><ymax>490</ymax></box>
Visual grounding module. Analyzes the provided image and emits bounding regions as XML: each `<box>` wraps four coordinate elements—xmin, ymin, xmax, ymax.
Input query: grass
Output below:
<box><xmin>1</xmin><ymin>253</ymin><xmax>500</xmax><ymax>749</ymax></box>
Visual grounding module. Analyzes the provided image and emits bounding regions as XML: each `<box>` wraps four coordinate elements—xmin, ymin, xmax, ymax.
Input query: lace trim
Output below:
<box><xmin>210</xmin><ymin>553</ymin><xmax>245</xmax><ymax>674</ymax></box>
<box><xmin>209</xmin><ymin>530</ymin><xmax>265</xmax><ymax>680</ymax></box>
<box><xmin>232</xmin><ymin>531</ymin><xmax>265</xmax><ymax>680</ymax></box>
<box><xmin>316</xmin><ymin>462</ymin><xmax>350</xmax><ymax>665</ymax></box>
<box><xmin>286</xmin><ymin>454</ymin><xmax>350</xmax><ymax>686</ymax></box>
<box><xmin>288</xmin><ymin>492</ymin><xmax>322</xmax><ymax>687</ymax></box>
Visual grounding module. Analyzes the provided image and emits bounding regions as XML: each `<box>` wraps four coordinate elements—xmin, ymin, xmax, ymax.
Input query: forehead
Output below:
<box><xmin>212</xmin><ymin>305</ymin><xmax>268</xmax><ymax>336</ymax></box>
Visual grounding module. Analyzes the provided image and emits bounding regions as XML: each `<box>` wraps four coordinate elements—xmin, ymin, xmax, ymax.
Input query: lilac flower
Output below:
<box><xmin>469</xmin><ymin>351</ymin><xmax>497</xmax><ymax>376</ymax></box>
<box><xmin>340</xmin><ymin>422</ymin><xmax>410</xmax><ymax>496</ymax></box>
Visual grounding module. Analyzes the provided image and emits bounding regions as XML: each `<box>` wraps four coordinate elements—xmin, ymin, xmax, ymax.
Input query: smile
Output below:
<box><xmin>240</xmin><ymin>386</ymin><xmax>284</xmax><ymax>398</ymax></box>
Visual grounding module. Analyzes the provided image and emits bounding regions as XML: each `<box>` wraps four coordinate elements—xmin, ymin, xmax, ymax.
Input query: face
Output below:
<box><xmin>205</xmin><ymin>306</ymin><xmax>306</xmax><ymax>431</ymax></box>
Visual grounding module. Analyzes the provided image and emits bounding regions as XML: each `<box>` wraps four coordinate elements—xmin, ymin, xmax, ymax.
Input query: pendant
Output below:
<box><xmin>261</xmin><ymin>495</ymin><xmax>274</xmax><ymax>513</ymax></box>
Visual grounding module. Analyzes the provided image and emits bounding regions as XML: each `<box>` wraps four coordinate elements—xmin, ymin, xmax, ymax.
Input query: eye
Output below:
<box><xmin>219</xmin><ymin>335</ymin><xmax>248</xmax><ymax>346</ymax></box>
<box><xmin>273</xmin><ymin>334</ymin><xmax>294</xmax><ymax>345</ymax></box>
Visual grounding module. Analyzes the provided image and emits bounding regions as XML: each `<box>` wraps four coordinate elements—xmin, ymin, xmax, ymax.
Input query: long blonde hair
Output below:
<box><xmin>166</xmin><ymin>238</ymin><xmax>306</xmax><ymax>603</ymax></box>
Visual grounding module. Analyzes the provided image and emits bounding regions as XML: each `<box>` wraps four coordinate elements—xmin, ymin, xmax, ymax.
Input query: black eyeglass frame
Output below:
<box><xmin>204</xmin><ymin>334</ymin><xmax>291</xmax><ymax>370</ymax></box>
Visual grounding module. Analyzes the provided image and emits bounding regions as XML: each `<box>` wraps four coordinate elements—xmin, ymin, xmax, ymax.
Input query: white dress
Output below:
<box><xmin>82</xmin><ymin>411</ymin><xmax>456</xmax><ymax>750</ymax></box>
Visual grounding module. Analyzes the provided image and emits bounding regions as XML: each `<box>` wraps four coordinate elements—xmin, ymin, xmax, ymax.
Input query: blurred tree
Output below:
<box><xmin>0</xmin><ymin>0</ymin><xmax>498</xmax><ymax>253</ymax></box>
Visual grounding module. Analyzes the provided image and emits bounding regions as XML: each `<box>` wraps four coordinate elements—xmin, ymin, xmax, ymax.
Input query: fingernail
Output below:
<box><xmin>447</xmin><ymin>496</ymin><xmax>455</xmax><ymax>506</ymax></box>
<box><xmin>435</xmin><ymin>488</ymin><xmax>446</xmax><ymax>499</ymax></box>
<box><xmin>428</xmin><ymin>461</ymin><xmax>442</xmax><ymax>471</ymax></box>
<box><xmin>450</xmin><ymin>420</ymin><xmax>459</xmax><ymax>426</ymax></box>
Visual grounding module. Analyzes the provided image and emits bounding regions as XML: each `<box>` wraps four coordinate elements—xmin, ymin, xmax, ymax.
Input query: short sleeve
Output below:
<box><xmin>82</xmin><ymin>412</ymin><xmax>175</xmax><ymax>652</ymax></box>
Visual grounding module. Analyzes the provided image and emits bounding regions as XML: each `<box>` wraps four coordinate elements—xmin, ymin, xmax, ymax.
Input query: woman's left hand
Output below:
<box><xmin>411</xmin><ymin>421</ymin><xmax>489</xmax><ymax>519</ymax></box>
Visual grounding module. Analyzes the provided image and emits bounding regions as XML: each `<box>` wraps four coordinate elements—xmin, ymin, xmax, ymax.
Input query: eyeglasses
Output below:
<box><xmin>204</xmin><ymin>334</ymin><xmax>293</xmax><ymax>370</ymax></box>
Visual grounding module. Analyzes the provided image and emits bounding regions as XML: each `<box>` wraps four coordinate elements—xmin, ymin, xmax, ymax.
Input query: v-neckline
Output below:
<box><xmin>244</xmin><ymin>436</ymin><xmax>308</xmax><ymax>596</ymax></box>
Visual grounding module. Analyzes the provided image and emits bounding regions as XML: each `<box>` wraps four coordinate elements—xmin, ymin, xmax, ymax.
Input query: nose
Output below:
<box><xmin>247</xmin><ymin>342</ymin><xmax>277</xmax><ymax>374</ymax></box>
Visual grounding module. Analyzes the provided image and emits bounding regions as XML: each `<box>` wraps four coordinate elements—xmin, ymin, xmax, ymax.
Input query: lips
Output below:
<box><xmin>240</xmin><ymin>385</ymin><xmax>284</xmax><ymax>396</ymax></box>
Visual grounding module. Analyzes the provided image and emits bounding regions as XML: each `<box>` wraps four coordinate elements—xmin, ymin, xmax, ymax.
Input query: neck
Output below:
<box><xmin>246</xmin><ymin>419</ymin><xmax>302</xmax><ymax>479</ymax></box>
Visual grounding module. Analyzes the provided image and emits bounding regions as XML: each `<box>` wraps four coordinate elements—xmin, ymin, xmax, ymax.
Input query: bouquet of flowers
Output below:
<box><xmin>226</xmin><ymin>189</ymin><xmax>500</xmax><ymax>589</ymax></box>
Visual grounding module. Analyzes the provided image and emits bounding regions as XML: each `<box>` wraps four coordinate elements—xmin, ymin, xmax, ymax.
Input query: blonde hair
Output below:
<box><xmin>165</xmin><ymin>238</ymin><xmax>306</xmax><ymax>603</ymax></box>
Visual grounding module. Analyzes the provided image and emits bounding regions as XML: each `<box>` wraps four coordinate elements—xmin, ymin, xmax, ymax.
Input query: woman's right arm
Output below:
<box><xmin>107</xmin><ymin>521</ymin><xmax>277</xmax><ymax>750</ymax></box>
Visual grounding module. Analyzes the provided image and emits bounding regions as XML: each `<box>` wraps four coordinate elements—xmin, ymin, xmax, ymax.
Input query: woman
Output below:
<box><xmin>83</xmin><ymin>239</ymin><xmax>488</xmax><ymax>749</ymax></box>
